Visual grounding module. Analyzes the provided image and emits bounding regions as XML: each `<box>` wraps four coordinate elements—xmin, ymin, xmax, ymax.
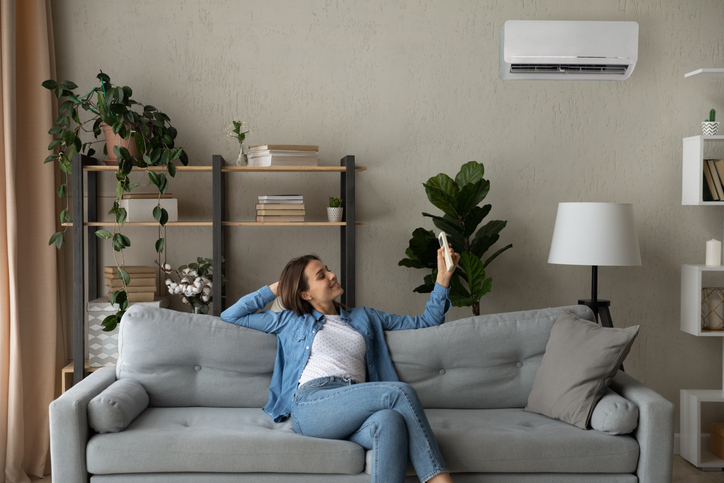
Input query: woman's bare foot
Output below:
<box><xmin>428</xmin><ymin>472</ymin><xmax>453</xmax><ymax>483</ymax></box>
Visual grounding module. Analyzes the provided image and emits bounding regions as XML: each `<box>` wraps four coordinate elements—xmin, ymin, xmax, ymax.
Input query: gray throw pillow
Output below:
<box><xmin>590</xmin><ymin>388</ymin><xmax>638</xmax><ymax>435</ymax></box>
<box><xmin>88</xmin><ymin>378</ymin><xmax>149</xmax><ymax>433</ymax></box>
<box><xmin>525</xmin><ymin>309</ymin><xmax>639</xmax><ymax>429</ymax></box>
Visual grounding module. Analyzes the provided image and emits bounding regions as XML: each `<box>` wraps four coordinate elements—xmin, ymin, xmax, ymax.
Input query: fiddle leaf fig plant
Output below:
<box><xmin>399</xmin><ymin>161</ymin><xmax>512</xmax><ymax>316</ymax></box>
<box><xmin>43</xmin><ymin>71</ymin><xmax>188</xmax><ymax>331</ymax></box>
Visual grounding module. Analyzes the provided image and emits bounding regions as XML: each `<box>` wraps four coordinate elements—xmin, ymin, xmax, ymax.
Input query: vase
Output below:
<box><xmin>703</xmin><ymin>121</ymin><xmax>720</xmax><ymax>136</ymax></box>
<box><xmin>327</xmin><ymin>207</ymin><xmax>344</xmax><ymax>223</ymax></box>
<box><xmin>235</xmin><ymin>145</ymin><xmax>247</xmax><ymax>166</ymax></box>
<box><xmin>101</xmin><ymin>122</ymin><xmax>142</xmax><ymax>163</ymax></box>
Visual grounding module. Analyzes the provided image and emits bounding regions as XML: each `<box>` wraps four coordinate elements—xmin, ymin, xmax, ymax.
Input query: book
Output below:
<box><xmin>108</xmin><ymin>292</ymin><xmax>155</xmax><ymax>303</ymax></box>
<box><xmin>122</xmin><ymin>193</ymin><xmax>173</xmax><ymax>199</ymax></box>
<box><xmin>107</xmin><ymin>285</ymin><xmax>157</xmax><ymax>294</ymax></box>
<box><xmin>256</xmin><ymin>215</ymin><xmax>306</xmax><ymax>222</ymax></box>
<box><xmin>247</xmin><ymin>152</ymin><xmax>318</xmax><ymax>167</ymax></box>
<box><xmin>704</xmin><ymin>161</ymin><xmax>719</xmax><ymax>201</ymax></box>
<box><xmin>255</xmin><ymin>203</ymin><xmax>305</xmax><ymax>209</ymax></box>
<box><xmin>107</xmin><ymin>277</ymin><xmax>156</xmax><ymax>288</ymax></box>
<box><xmin>256</xmin><ymin>209</ymin><xmax>306</xmax><ymax>216</ymax></box>
<box><xmin>258</xmin><ymin>195</ymin><xmax>304</xmax><ymax>201</ymax></box>
<box><xmin>708</xmin><ymin>160</ymin><xmax>724</xmax><ymax>200</ymax></box>
<box><xmin>249</xmin><ymin>145</ymin><xmax>319</xmax><ymax>152</ymax></box>
<box><xmin>104</xmin><ymin>265</ymin><xmax>156</xmax><ymax>274</ymax></box>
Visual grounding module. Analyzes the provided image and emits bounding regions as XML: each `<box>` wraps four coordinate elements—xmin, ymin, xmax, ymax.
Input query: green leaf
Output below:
<box><xmin>121</xmin><ymin>234</ymin><xmax>131</xmax><ymax>247</ymax></box>
<box><xmin>148</xmin><ymin>171</ymin><xmax>159</xmax><ymax>186</ymax></box>
<box><xmin>134</xmin><ymin>131</ymin><xmax>145</xmax><ymax>154</ymax></box>
<box><xmin>41</xmin><ymin>79</ymin><xmax>58</xmax><ymax>90</ymax></box>
<box><xmin>116</xmin><ymin>180</ymin><xmax>123</xmax><ymax>200</ymax></box>
<box><xmin>167</xmin><ymin>162</ymin><xmax>176</xmax><ymax>177</ymax></box>
<box><xmin>483</xmin><ymin>243</ymin><xmax>512</xmax><ymax>268</ymax></box>
<box><xmin>45</xmin><ymin>154</ymin><xmax>59</xmax><ymax>164</ymax></box>
<box><xmin>179</xmin><ymin>150</ymin><xmax>189</xmax><ymax>166</ymax></box>
<box><xmin>155</xmin><ymin>237</ymin><xmax>165</xmax><ymax>253</ymax></box>
<box><xmin>101</xmin><ymin>314</ymin><xmax>118</xmax><ymax>332</ymax></box>
<box><xmin>470</xmin><ymin>220</ymin><xmax>508</xmax><ymax>258</ymax></box>
<box><xmin>454</xmin><ymin>161</ymin><xmax>485</xmax><ymax>190</ymax></box>
<box><xmin>117</xmin><ymin>268</ymin><xmax>130</xmax><ymax>285</ymax></box>
<box><xmin>95</xmin><ymin>229</ymin><xmax>113</xmax><ymax>239</ymax></box>
<box><xmin>47</xmin><ymin>139</ymin><xmax>62</xmax><ymax>150</ymax></box>
<box><xmin>115</xmin><ymin>207</ymin><xmax>127</xmax><ymax>225</ymax></box>
<box><xmin>153</xmin><ymin>205</ymin><xmax>162</xmax><ymax>222</ymax></box>
<box><xmin>59</xmin><ymin>80</ymin><xmax>78</xmax><ymax>90</ymax></box>
<box><xmin>463</xmin><ymin>205</ymin><xmax>491</xmax><ymax>238</ymax></box>
<box><xmin>49</xmin><ymin>232</ymin><xmax>62</xmax><ymax>248</ymax></box>
<box><xmin>57</xmin><ymin>184</ymin><xmax>66</xmax><ymax>198</ymax></box>
<box><xmin>423</xmin><ymin>173</ymin><xmax>459</xmax><ymax>217</ymax></box>
<box><xmin>401</xmin><ymin>228</ymin><xmax>438</xmax><ymax>269</ymax></box>
<box><xmin>421</xmin><ymin>212</ymin><xmax>463</xmax><ymax>237</ymax></box>
<box><xmin>456</xmin><ymin>178</ymin><xmax>490</xmax><ymax>216</ymax></box>
<box><xmin>458</xmin><ymin>252</ymin><xmax>486</xmax><ymax>299</ymax></box>
<box><xmin>54</xmin><ymin>85</ymin><xmax>63</xmax><ymax>99</ymax></box>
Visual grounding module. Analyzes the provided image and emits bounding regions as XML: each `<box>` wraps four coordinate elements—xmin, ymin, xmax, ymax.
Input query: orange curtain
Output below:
<box><xmin>0</xmin><ymin>1</ymin><xmax>64</xmax><ymax>481</ymax></box>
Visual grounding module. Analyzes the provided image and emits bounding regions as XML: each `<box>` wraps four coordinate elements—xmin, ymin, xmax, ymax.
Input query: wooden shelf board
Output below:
<box><xmin>63</xmin><ymin>221</ymin><xmax>368</xmax><ymax>227</ymax></box>
<box><xmin>685</xmin><ymin>68</ymin><xmax>724</xmax><ymax>78</ymax></box>
<box><xmin>82</xmin><ymin>165</ymin><xmax>366</xmax><ymax>172</ymax></box>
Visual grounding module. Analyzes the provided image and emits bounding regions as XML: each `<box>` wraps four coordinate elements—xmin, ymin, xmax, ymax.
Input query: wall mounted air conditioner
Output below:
<box><xmin>499</xmin><ymin>20</ymin><xmax>639</xmax><ymax>81</ymax></box>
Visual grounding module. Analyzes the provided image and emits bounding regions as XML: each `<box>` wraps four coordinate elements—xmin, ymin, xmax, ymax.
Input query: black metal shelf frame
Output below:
<box><xmin>70</xmin><ymin>154</ymin><xmax>358</xmax><ymax>385</ymax></box>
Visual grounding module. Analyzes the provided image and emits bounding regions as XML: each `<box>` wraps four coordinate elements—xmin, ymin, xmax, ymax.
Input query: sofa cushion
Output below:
<box><xmin>117</xmin><ymin>306</ymin><xmax>277</xmax><ymax>407</ymax></box>
<box><xmin>88</xmin><ymin>379</ymin><xmax>149</xmax><ymax>433</ymax></box>
<box><xmin>86</xmin><ymin>407</ymin><xmax>364</xmax><ymax>475</ymax></box>
<box><xmin>363</xmin><ymin>408</ymin><xmax>638</xmax><ymax>476</ymax></box>
<box><xmin>385</xmin><ymin>305</ymin><xmax>596</xmax><ymax>409</ymax></box>
<box><xmin>525</xmin><ymin>310</ymin><xmax>639</xmax><ymax>429</ymax></box>
<box><xmin>590</xmin><ymin>389</ymin><xmax>639</xmax><ymax>435</ymax></box>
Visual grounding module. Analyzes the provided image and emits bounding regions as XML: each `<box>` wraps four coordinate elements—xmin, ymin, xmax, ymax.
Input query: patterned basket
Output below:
<box><xmin>702</xmin><ymin>287</ymin><xmax>724</xmax><ymax>330</ymax></box>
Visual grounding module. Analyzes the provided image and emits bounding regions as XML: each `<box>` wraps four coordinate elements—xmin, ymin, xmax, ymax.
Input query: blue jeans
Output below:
<box><xmin>290</xmin><ymin>376</ymin><xmax>448</xmax><ymax>483</ymax></box>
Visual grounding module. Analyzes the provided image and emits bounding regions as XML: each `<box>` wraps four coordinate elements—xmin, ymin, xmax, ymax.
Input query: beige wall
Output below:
<box><xmin>51</xmin><ymin>0</ymin><xmax>724</xmax><ymax>432</ymax></box>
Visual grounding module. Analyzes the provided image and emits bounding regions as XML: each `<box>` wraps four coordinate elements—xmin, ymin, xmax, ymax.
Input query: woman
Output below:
<box><xmin>220</xmin><ymin>246</ymin><xmax>460</xmax><ymax>483</ymax></box>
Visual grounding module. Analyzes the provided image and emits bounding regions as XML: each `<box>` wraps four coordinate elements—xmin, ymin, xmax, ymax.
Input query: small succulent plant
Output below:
<box><xmin>329</xmin><ymin>197</ymin><xmax>342</xmax><ymax>208</ymax></box>
<box><xmin>708</xmin><ymin>109</ymin><xmax>716</xmax><ymax>122</ymax></box>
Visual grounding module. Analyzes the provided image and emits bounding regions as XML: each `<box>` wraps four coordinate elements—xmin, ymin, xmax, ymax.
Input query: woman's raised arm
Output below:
<box><xmin>220</xmin><ymin>283</ymin><xmax>286</xmax><ymax>334</ymax></box>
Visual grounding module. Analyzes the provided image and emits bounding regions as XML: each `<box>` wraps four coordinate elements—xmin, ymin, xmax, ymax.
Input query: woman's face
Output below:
<box><xmin>300</xmin><ymin>259</ymin><xmax>344</xmax><ymax>305</ymax></box>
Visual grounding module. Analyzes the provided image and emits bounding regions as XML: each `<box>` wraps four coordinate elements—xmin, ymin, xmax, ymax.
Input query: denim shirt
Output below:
<box><xmin>220</xmin><ymin>282</ymin><xmax>452</xmax><ymax>422</ymax></box>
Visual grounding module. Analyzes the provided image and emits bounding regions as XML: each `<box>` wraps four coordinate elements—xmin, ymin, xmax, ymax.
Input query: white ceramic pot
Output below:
<box><xmin>703</xmin><ymin>121</ymin><xmax>720</xmax><ymax>136</ymax></box>
<box><xmin>327</xmin><ymin>207</ymin><xmax>343</xmax><ymax>223</ymax></box>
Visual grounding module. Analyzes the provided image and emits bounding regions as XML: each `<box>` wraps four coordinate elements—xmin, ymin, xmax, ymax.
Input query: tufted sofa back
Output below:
<box><xmin>118</xmin><ymin>304</ymin><xmax>594</xmax><ymax>409</ymax></box>
<box><xmin>386</xmin><ymin>305</ymin><xmax>595</xmax><ymax>409</ymax></box>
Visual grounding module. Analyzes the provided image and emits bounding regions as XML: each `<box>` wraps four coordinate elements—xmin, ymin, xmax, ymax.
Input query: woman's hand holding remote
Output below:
<box><xmin>435</xmin><ymin>247</ymin><xmax>460</xmax><ymax>288</ymax></box>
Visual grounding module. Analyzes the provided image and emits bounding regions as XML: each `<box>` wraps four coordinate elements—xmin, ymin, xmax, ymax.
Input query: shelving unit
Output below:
<box><xmin>681</xmin><ymin>67</ymin><xmax>724</xmax><ymax>470</ymax></box>
<box><xmin>69</xmin><ymin>153</ymin><xmax>366</xmax><ymax>386</ymax></box>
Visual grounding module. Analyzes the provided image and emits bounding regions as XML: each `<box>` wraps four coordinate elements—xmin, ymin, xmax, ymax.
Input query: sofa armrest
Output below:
<box><xmin>49</xmin><ymin>367</ymin><xmax>117</xmax><ymax>483</ymax></box>
<box><xmin>610</xmin><ymin>370</ymin><xmax>674</xmax><ymax>483</ymax></box>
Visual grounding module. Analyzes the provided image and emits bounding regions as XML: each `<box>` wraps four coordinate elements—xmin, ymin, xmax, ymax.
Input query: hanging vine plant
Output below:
<box><xmin>43</xmin><ymin>71</ymin><xmax>188</xmax><ymax>331</ymax></box>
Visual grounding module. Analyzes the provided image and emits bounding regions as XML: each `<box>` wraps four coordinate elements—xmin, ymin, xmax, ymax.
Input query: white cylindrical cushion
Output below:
<box><xmin>88</xmin><ymin>379</ymin><xmax>149</xmax><ymax>433</ymax></box>
<box><xmin>590</xmin><ymin>388</ymin><xmax>639</xmax><ymax>435</ymax></box>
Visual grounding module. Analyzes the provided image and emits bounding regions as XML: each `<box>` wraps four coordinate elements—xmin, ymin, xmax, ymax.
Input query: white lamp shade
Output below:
<box><xmin>548</xmin><ymin>202</ymin><xmax>642</xmax><ymax>266</ymax></box>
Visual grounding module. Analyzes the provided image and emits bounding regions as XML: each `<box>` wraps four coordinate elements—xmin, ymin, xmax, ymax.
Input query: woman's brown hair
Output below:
<box><xmin>278</xmin><ymin>254</ymin><xmax>346</xmax><ymax>316</ymax></box>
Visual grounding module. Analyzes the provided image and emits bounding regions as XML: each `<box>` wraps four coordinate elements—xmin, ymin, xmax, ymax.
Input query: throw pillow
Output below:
<box><xmin>525</xmin><ymin>309</ymin><xmax>639</xmax><ymax>429</ymax></box>
<box><xmin>590</xmin><ymin>388</ymin><xmax>639</xmax><ymax>435</ymax></box>
<box><xmin>88</xmin><ymin>378</ymin><xmax>149</xmax><ymax>433</ymax></box>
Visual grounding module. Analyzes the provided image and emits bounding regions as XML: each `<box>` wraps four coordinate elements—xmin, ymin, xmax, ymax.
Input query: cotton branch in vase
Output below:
<box><xmin>160</xmin><ymin>258</ymin><xmax>214</xmax><ymax>314</ymax></box>
<box><xmin>225</xmin><ymin>118</ymin><xmax>249</xmax><ymax>166</ymax></box>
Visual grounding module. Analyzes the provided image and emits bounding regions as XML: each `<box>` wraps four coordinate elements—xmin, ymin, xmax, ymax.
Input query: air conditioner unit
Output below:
<box><xmin>499</xmin><ymin>20</ymin><xmax>639</xmax><ymax>81</ymax></box>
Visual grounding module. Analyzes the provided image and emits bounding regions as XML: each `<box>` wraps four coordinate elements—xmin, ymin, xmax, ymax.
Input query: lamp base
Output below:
<box><xmin>578</xmin><ymin>299</ymin><xmax>614</xmax><ymax>328</ymax></box>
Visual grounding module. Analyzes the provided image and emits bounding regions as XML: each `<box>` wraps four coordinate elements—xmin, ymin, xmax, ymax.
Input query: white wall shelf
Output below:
<box><xmin>685</xmin><ymin>68</ymin><xmax>724</xmax><ymax>78</ymax></box>
<box><xmin>681</xmin><ymin>265</ymin><xmax>724</xmax><ymax>336</ymax></box>
<box><xmin>681</xmin><ymin>389</ymin><xmax>724</xmax><ymax>468</ymax></box>
<box><xmin>682</xmin><ymin>136</ymin><xmax>724</xmax><ymax>206</ymax></box>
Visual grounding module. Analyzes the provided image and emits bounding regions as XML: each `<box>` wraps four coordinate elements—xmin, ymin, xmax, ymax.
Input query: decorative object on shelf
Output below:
<box><xmin>703</xmin><ymin>109</ymin><xmax>720</xmax><ymax>136</ymax></box>
<box><xmin>43</xmin><ymin>71</ymin><xmax>188</xmax><ymax>332</ymax></box>
<box><xmin>701</xmin><ymin>288</ymin><xmax>724</xmax><ymax>330</ymax></box>
<box><xmin>710</xmin><ymin>423</ymin><xmax>724</xmax><ymax>459</ymax></box>
<box><xmin>256</xmin><ymin>194</ymin><xmax>305</xmax><ymax>222</ymax></box>
<box><xmin>399</xmin><ymin>161</ymin><xmax>512</xmax><ymax>316</ymax></box>
<box><xmin>119</xmin><ymin>197</ymin><xmax>178</xmax><ymax>223</ymax></box>
<box><xmin>226</xmin><ymin>118</ymin><xmax>249</xmax><ymax>166</ymax></box>
<box><xmin>548</xmin><ymin>202</ymin><xmax>642</xmax><ymax>329</ymax></box>
<box><xmin>104</xmin><ymin>265</ymin><xmax>156</xmax><ymax>302</ymax></box>
<box><xmin>327</xmin><ymin>197</ymin><xmax>343</xmax><ymax>222</ymax></box>
<box><xmin>706</xmin><ymin>239</ymin><xmax>722</xmax><ymax>266</ymax></box>
<box><xmin>247</xmin><ymin>144</ymin><xmax>319</xmax><ymax>167</ymax></box>
<box><xmin>87</xmin><ymin>296</ymin><xmax>168</xmax><ymax>367</ymax></box>
<box><xmin>160</xmin><ymin>258</ymin><xmax>223</xmax><ymax>314</ymax></box>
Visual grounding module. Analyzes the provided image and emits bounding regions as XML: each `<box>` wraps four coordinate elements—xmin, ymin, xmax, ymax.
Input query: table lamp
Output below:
<box><xmin>548</xmin><ymin>202</ymin><xmax>642</xmax><ymax>328</ymax></box>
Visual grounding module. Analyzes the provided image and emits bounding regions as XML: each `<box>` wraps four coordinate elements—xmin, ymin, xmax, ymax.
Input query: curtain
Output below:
<box><xmin>0</xmin><ymin>1</ymin><xmax>63</xmax><ymax>481</ymax></box>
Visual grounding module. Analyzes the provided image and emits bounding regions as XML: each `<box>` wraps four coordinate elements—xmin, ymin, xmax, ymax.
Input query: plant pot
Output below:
<box><xmin>101</xmin><ymin>122</ymin><xmax>143</xmax><ymax>163</ymax></box>
<box><xmin>703</xmin><ymin>121</ymin><xmax>720</xmax><ymax>136</ymax></box>
<box><xmin>327</xmin><ymin>207</ymin><xmax>343</xmax><ymax>223</ymax></box>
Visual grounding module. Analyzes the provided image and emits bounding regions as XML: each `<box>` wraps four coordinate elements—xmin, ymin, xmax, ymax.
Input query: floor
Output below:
<box><xmin>24</xmin><ymin>456</ymin><xmax>724</xmax><ymax>482</ymax></box>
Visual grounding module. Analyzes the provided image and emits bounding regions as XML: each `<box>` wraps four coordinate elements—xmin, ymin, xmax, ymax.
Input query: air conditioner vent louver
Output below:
<box><xmin>510</xmin><ymin>64</ymin><xmax>629</xmax><ymax>75</ymax></box>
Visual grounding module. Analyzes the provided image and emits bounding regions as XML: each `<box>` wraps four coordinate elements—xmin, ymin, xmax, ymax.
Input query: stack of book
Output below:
<box><xmin>704</xmin><ymin>159</ymin><xmax>724</xmax><ymax>201</ymax></box>
<box><xmin>105</xmin><ymin>265</ymin><xmax>157</xmax><ymax>302</ymax></box>
<box><xmin>247</xmin><ymin>145</ymin><xmax>319</xmax><ymax>167</ymax></box>
<box><xmin>256</xmin><ymin>195</ymin><xmax>305</xmax><ymax>222</ymax></box>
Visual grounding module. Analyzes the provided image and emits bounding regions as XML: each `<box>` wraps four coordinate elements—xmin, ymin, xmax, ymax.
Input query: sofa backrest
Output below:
<box><xmin>385</xmin><ymin>305</ymin><xmax>595</xmax><ymax>409</ymax></box>
<box><xmin>118</xmin><ymin>304</ymin><xmax>594</xmax><ymax>409</ymax></box>
<box><xmin>117</xmin><ymin>305</ymin><xmax>276</xmax><ymax>408</ymax></box>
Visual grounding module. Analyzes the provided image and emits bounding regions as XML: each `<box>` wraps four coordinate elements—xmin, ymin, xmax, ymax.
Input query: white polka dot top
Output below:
<box><xmin>298</xmin><ymin>314</ymin><xmax>367</xmax><ymax>386</ymax></box>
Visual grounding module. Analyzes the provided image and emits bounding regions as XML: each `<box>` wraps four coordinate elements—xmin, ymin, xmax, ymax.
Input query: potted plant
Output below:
<box><xmin>43</xmin><ymin>71</ymin><xmax>188</xmax><ymax>331</ymax></box>
<box><xmin>398</xmin><ymin>161</ymin><xmax>512</xmax><ymax>316</ymax></box>
<box><xmin>160</xmin><ymin>258</ymin><xmax>225</xmax><ymax>314</ymax></box>
<box><xmin>225</xmin><ymin>118</ymin><xmax>250</xmax><ymax>166</ymax></box>
<box><xmin>328</xmin><ymin>197</ymin><xmax>343</xmax><ymax>222</ymax></box>
<box><xmin>703</xmin><ymin>109</ymin><xmax>719</xmax><ymax>136</ymax></box>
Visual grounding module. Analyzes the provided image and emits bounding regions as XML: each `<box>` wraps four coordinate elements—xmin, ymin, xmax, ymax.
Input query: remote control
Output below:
<box><xmin>437</xmin><ymin>231</ymin><xmax>454</xmax><ymax>272</ymax></box>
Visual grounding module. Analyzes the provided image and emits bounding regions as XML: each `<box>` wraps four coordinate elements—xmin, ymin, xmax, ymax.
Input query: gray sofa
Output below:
<box><xmin>49</xmin><ymin>304</ymin><xmax>674</xmax><ymax>483</ymax></box>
